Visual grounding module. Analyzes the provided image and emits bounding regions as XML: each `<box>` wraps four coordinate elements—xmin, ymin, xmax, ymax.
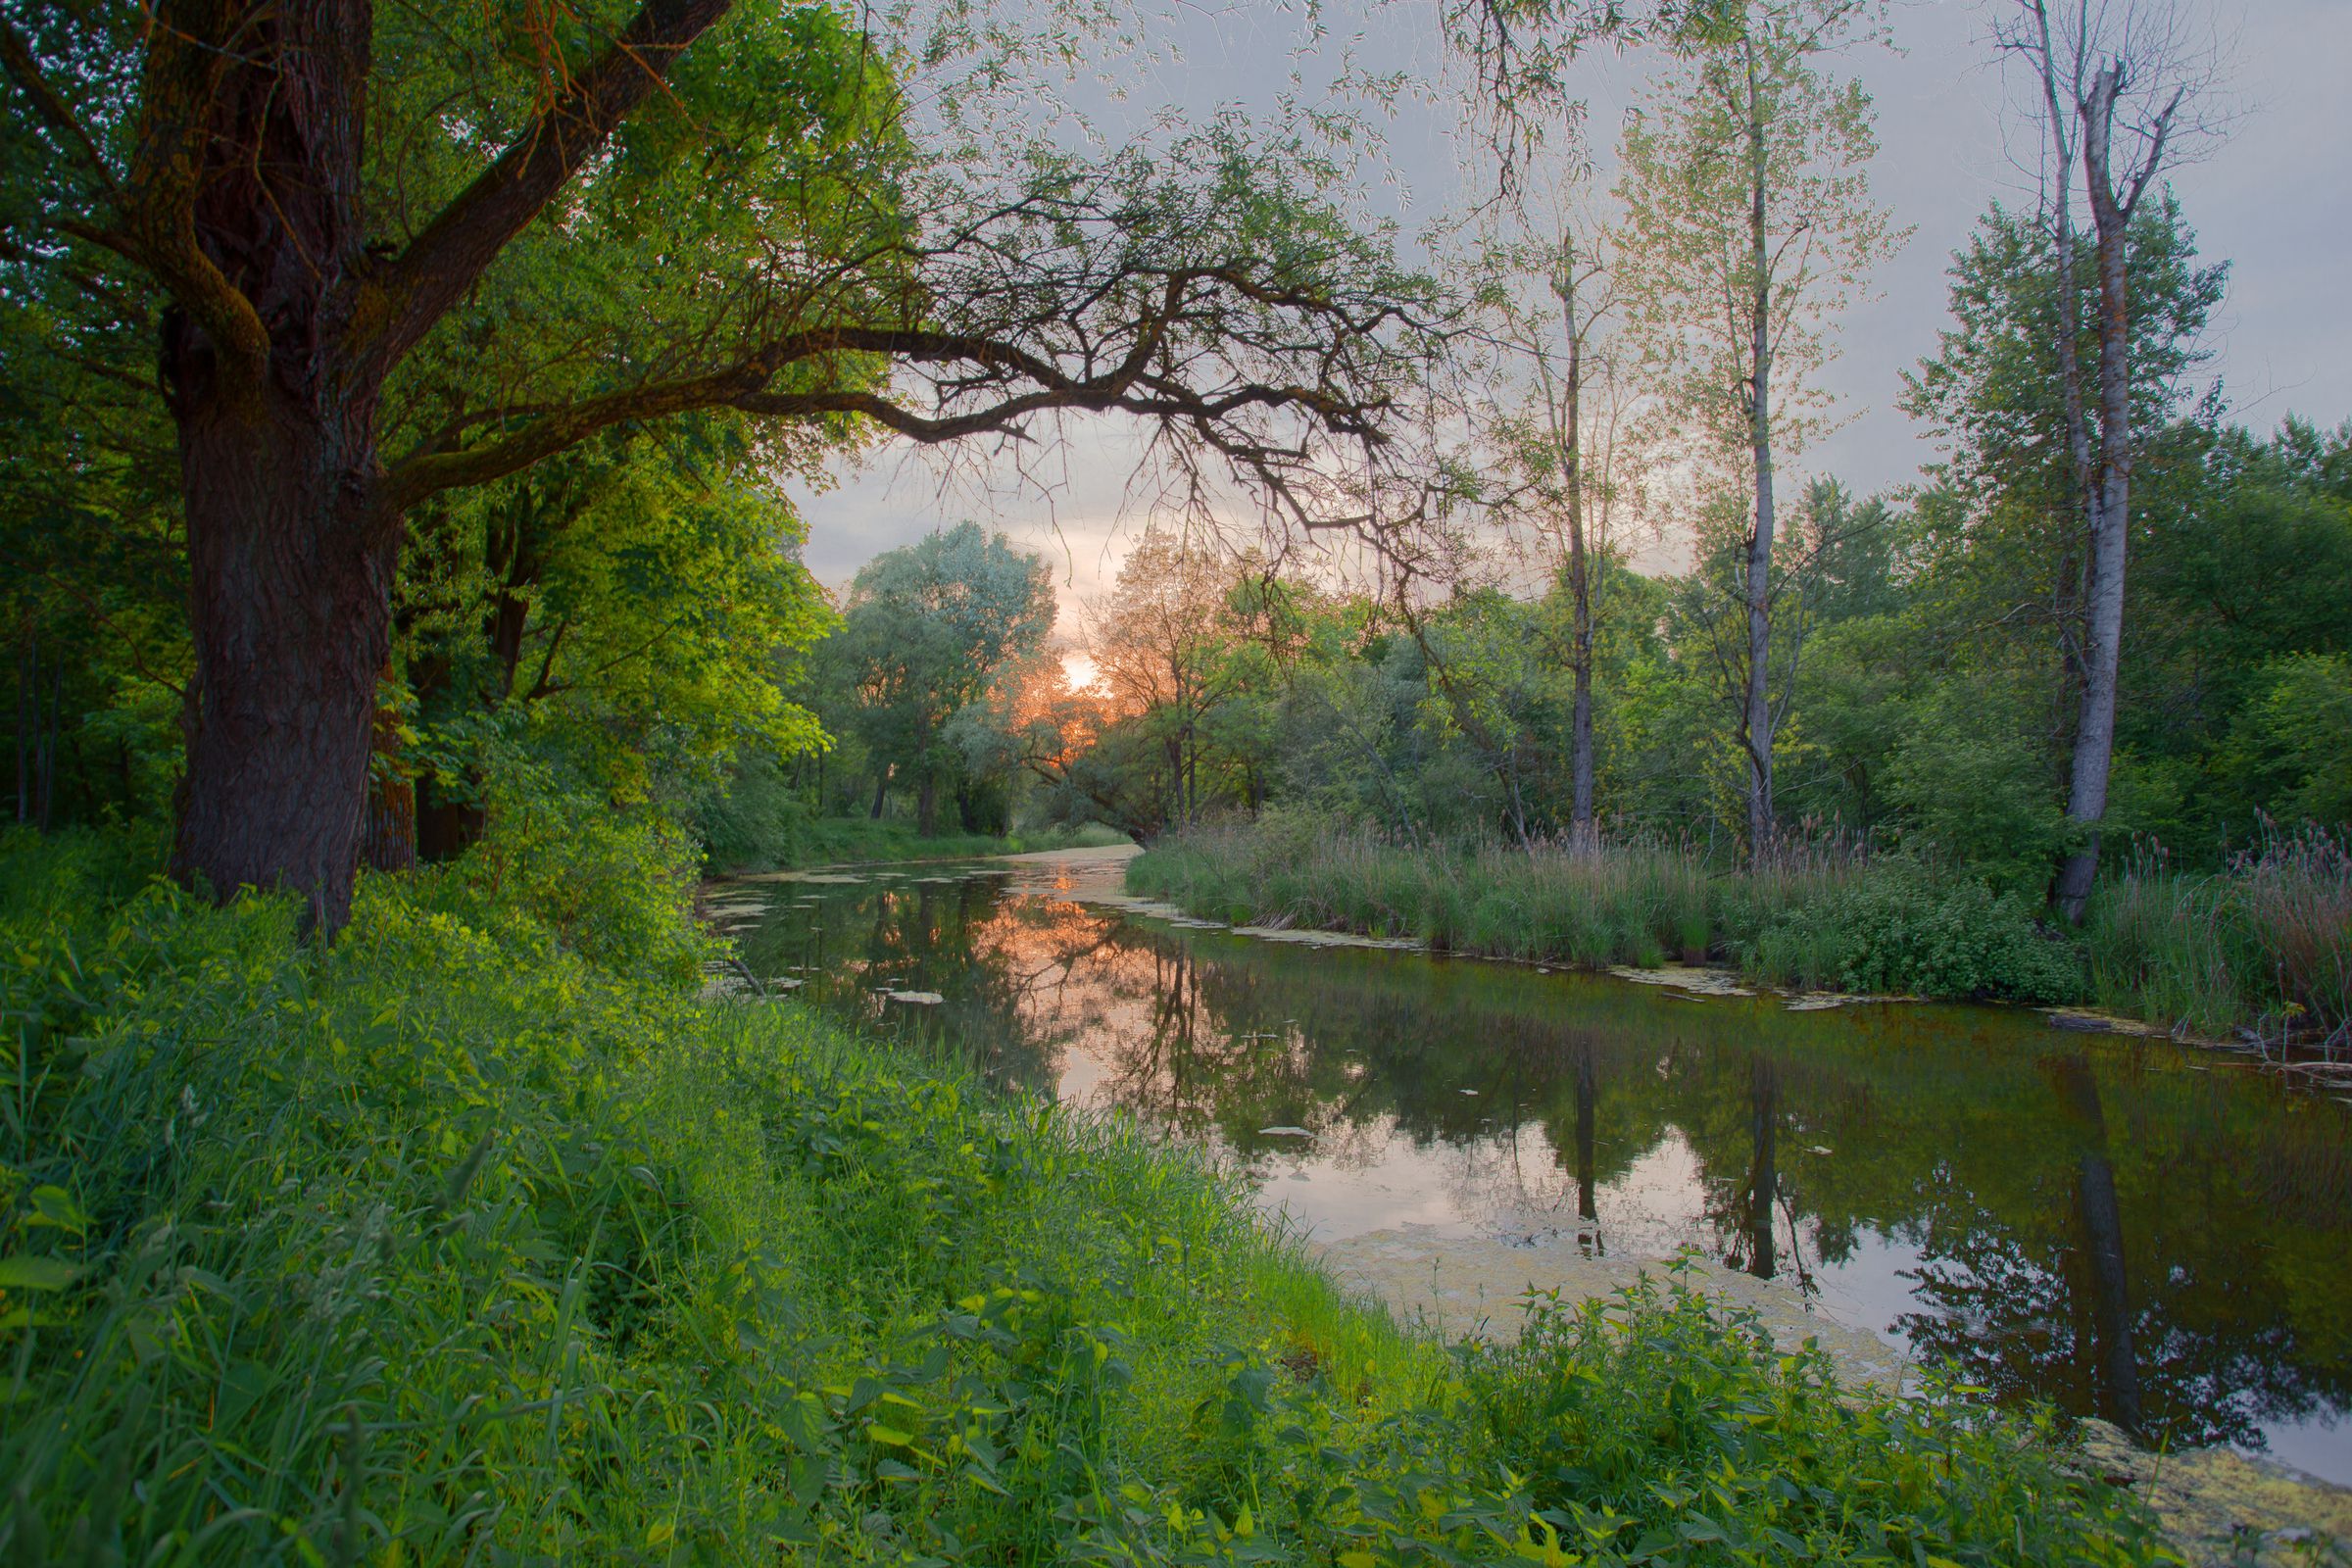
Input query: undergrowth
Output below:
<box><xmin>0</xmin><ymin>822</ymin><xmax>2165</xmax><ymax>1563</ymax></box>
<box><xmin>1132</xmin><ymin>823</ymin><xmax>2084</xmax><ymax>1007</ymax></box>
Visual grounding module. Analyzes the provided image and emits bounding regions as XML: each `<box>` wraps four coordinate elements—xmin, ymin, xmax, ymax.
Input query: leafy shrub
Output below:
<box><xmin>1458</xmin><ymin>1272</ymin><xmax>2168</xmax><ymax>1566</ymax></box>
<box><xmin>1731</xmin><ymin>863</ymin><xmax>2084</xmax><ymax>1002</ymax></box>
<box><xmin>695</xmin><ymin>750</ymin><xmax>817</xmax><ymax>871</ymax></box>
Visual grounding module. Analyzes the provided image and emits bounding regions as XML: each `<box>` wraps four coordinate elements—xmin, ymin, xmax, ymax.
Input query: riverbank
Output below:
<box><xmin>1126</xmin><ymin>821</ymin><xmax>2352</xmax><ymax>1046</ymax></box>
<box><xmin>710</xmin><ymin>814</ymin><xmax>1131</xmax><ymax>875</ymax></box>
<box><xmin>0</xmin><ymin>824</ymin><xmax>2181</xmax><ymax>1563</ymax></box>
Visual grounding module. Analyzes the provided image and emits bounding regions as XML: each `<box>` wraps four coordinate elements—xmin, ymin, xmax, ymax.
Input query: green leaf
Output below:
<box><xmin>0</xmin><ymin>1256</ymin><xmax>79</xmax><ymax>1292</ymax></box>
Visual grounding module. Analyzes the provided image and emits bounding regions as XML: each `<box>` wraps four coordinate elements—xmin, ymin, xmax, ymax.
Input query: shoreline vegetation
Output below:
<box><xmin>1125</xmin><ymin>818</ymin><xmax>2352</xmax><ymax>1053</ymax></box>
<box><xmin>1</xmin><ymin>822</ymin><xmax>2172</xmax><ymax>1564</ymax></box>
<box><xmin>707</xmin><ymin>815</ymin><xmax>1133</xmax><ymax>876</ymax></box>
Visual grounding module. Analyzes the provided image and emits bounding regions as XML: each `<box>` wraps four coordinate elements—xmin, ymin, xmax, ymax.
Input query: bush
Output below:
<box><xmin>1729</xmin><ymin>862</ymin><xmax>2084</xmax><ymax>1003</ymax></box>
<box><xmin>1460</xmin><ymin>1272</ymin><xmax>2166</xmax><ymax>1565</ymax></box>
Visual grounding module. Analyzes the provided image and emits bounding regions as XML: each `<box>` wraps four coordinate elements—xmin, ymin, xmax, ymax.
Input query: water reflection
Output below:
<box><xmin>732</xmin><ymin>858</ymin><xmax>2352</xmax><ymax>1481</ymax></box>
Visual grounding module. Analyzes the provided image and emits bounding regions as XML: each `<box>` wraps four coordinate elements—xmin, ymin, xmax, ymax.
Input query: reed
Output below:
<box><xmin>2085</xmin><ymin>824</ymin><xmax>2352</xmax><ymax>1051</ymax></box>
<box><xmin>1132</xmin><ymin>820</ymin><xmax>2079</xmax><ymax>1004</ymax></box>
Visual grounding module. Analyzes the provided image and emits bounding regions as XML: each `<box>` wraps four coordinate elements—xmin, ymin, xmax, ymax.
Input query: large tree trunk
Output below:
<box><xmin>2052</xmin><ymin>67</ymin><xmax>2136</xmax><ymax>922</ymax></box>
<box><xmin>155</xmin><ymin>0</ymin><xmax>394</xmax><ymax>932</ymax></box>
<box><xmin>1740</xmin><ymin>47</ymin><xmax>1779</xmax><ymax>860</ymax></box>
<box><xmin>171</xmin><ymin>395</ymin><xmax>395</xmax><ymax>931</ymax></box>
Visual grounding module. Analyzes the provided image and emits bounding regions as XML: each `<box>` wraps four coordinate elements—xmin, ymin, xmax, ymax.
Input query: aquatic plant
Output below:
<box><xmin>2086</xmin><ymin>823</ymin><xmax>2352</xmax><ymax>1051</ymax></box>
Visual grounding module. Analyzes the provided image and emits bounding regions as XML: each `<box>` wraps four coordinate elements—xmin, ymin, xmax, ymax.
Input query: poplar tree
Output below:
<box><xmin>1614</xmin><ymin>0</ymin><xmax>1900</xmax><ymax>855</ymax></box>
<box><xmin>1990</xmin><ymin>0</ymin><xmax>2227</xmax><ymax>919</ymax></box>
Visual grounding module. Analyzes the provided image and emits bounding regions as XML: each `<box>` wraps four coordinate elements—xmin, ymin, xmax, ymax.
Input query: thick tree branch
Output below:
<box><xmin>373</xmin><ymin>294</ymin><xmax>1387</xmax><ymax>528</ymax></box>
<box><xmin>118</xmin><ymin>0</ymin><xmax>272</xmax><ymax>393</ymax></box>
<box><xmin>357</xmin><ymin>0</ymin><xmax>736</xmax><ymax>377</ymax></box>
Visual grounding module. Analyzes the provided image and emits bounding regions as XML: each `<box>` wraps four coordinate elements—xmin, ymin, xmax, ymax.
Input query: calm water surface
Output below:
<box><xmin>723</xmin><ymin>852</ymin><xmax>2352</xmax><ymax>1484</ymax></box>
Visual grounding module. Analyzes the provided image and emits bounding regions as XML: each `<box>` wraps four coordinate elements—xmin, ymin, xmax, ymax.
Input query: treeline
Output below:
<box><xmin>1025</xmin><ymin>405</ymin><xmax>2352</xmax><ymax>886</ymax></box>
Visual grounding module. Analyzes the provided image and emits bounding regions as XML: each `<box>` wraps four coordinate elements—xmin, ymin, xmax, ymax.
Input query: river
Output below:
<box><xmin>711</xmin><ymin>847</ymin><xmax>2352</xmax><ymax>1488</ymax></box>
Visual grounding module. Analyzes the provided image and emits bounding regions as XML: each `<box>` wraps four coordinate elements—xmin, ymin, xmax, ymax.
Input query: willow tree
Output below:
<box><xmin>1614</xmin><ymin>0</ymin><xmax>1899</xmax><ymax>855</ymax></box>
<box><xmin>838</xmin><ymin>523</ymin><xmax>1055</xmax><ymax>836</ymax></box>
<box><xmin>0</xmin><ymin>0</ymin><xmax>1429</xmax><ymax>928</ymax></box>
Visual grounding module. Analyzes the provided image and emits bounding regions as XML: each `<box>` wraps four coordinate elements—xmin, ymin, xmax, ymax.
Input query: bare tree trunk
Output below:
<box><xmin>2053</xmin><ymin>65</ymin><xmax>2138</xmax><ymax>922</ymax></box>
<box><xmin>1560</xmin><ymin>258</ymin><xmax>1598</xmax><ymax>849</ymax></box>
<box><xmin>171</xmin><ymin>393</ymin><xmax>397</xmax><ymax>924</ymax></box>
<box><xmin>2029</xmin><ymin>0</ymin><xmax>2101</xmax><ymax>724</ymax></box>
<box><xmin>1740</xmin><ymin>46</ymin><xmax>1779</xmax><ymax>860</ymax></box>
<box><xmin>870</xmin><ymin>763</ymin><xmax>891</xmax><ymax>820</ymax></box>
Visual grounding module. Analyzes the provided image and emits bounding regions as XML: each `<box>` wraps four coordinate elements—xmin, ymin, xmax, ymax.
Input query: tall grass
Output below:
<box><xmin>1132</xmin><ymin>820</ymin><xmax>2081</xmax><ymax>1004</ymax></box>
<box><xmin>2085</xmin><ymin>825</ymin><xmax>2352</xmax><ymax>1052</ymax></box>
<box><xmin>0</xmin><ymin>824</ymin><xmax>2165</xmax><ymax>1563</ymax></box>
<box><xmin>1137</xmin><ymin>818</ymin><xmax>2352</xmax><ymax>1039</ymax></box>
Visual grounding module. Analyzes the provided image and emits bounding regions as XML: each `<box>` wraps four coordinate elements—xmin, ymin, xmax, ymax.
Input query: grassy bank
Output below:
<box><xmin>711</xmin><ymin>815</ymin><xmax>1132</xmax><ymax>874</ymax></box>
<box><xmin>1</xmin><ymin>822</ymin><xmax>2165</xmax><ymax>1564</ymax></box>
<box><xmin>1128</xmin><ymin>821</ymin><xmax>2351</xmax><ymax>1042</ymax></box>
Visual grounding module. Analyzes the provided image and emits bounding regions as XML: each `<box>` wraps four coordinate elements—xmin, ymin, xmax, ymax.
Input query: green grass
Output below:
<box><xmin>717</xmin><ymin>815</ymin><xmax>1132</xmax><ymax>874</ymax></box>
<box><xmin>1130</xmin><ymin>822</ymin><xmax>2083</xmax><ymax>1006</ymax></box>
<box><xmin>0</xmin><ymin>822</ymin><xmax>2168</xmax><ymax>1564</ymax></box>
<box><xmin>2082</xmin><ymin>826</ymin><xmax>2352</xmax><ymax>1050</ymax></box>
<box><xmin>1127</xmin><ymin>819</ymin><xmax>2342</xmax><ymax>1034</ymax></box>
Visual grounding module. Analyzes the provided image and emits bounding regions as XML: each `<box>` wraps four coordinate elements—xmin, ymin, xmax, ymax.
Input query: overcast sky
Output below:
<box><xmin>784</xmin><ymin>0</ymin><xmax>2352</xmax><ymax>647</ymax></box>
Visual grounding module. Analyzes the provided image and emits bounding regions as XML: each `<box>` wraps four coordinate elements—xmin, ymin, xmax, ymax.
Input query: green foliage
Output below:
<box><xmin>2084</xmin><ymin>828</ymin><xmax>2352</xmax><ymax>1045</ymax></box>
<box><xmin>2223</xmin><ymin>655</ymin><xmax>2352</xmax><ymax>831</ymax></box>
<box><xmin>830</xmin><ymin>523</ymin><xmax>1058</xmax><ymax>834</ymax></box>
<box><xmin>1462</xmin><ymin>1273</ymin><xmax>2168</xmax><ymax>1567</ymax></box>
<box><xmin>1725</xmin><ymin>860</ymin><xmax>2083</xmax><ymax>1003</ymax></box>
<box><xmin>695</xmin><ymin>751</ymin><xmax>820</xmax><ymax>872</ymax></box>
<box><xmin>0</xmin><ymin>826</ymin><xmax>2166</xmax><ymax>1565</ymax></box>
<box><xmin>1136</xmin><ymin>822</ymin><xmax>2082</xmax><ymax>1003</ymax></box>
<box><xmin>1882</xmin><ymin>680</ymin><xmax>2072</xmax><ymax>893</ymax></box>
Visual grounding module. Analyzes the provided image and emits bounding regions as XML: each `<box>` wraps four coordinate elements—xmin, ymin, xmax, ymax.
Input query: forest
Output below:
<box><xmin>1</xmin><ymin>0</ymin><xmax>2347</xmax><ymax>1561</ymax></box>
